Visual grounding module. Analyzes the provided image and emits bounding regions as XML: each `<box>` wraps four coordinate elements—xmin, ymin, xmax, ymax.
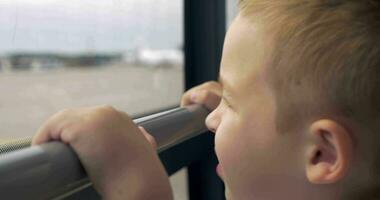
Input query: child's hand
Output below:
<box><xmin>180</xmin><ymin>81</ymin><xmax>222</xmax><ymax>111</ymax></box>
<box><xmin>32</xmin><ymin>105</ymin><xmax>172</xmax><ymax>200</ymax></box>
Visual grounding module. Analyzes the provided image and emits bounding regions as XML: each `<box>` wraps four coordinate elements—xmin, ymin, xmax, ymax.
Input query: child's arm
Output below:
<box><xmin>32</xmin><ymin>106</ymin><xmax>172</xmax><ymax>200</ymax></box>
<box><xmin>31</xmin><ymin>81</ymin><xmax>221</xmax><ymax>200</ymax></box>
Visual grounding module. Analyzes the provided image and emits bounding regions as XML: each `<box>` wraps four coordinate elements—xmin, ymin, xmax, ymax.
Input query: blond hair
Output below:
<box><xmin>239</xmin><ymin>0</ymin><xmax>380</xmax><ymax>197</ymax></box>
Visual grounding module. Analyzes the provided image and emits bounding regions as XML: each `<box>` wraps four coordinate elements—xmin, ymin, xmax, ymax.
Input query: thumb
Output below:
<box><xmin>138</xmin><ymin>126</ymin><xmax>157</xmax><ymax>149</ymax></box>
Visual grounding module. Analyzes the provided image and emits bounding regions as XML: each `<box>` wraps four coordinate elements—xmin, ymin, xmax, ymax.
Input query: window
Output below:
<box><xmin>0</xmin><ymin>0</ymin><xmax>184</xmax><ymax>140</ymax></box>
<box><xmin>0</xmin><ymin>1</ymin><xmax>186</xmax><ymax>199</ymax></box>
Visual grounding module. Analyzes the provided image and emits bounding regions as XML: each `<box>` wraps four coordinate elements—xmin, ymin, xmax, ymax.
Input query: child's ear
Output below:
<box><xmin>305</xmin><ymin>119</ymin><xmax>353</xmax><ymax>184</ymax></box>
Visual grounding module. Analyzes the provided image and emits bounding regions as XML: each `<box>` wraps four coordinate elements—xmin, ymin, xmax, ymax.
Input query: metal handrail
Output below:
<box><xmin>0</xmin><ymin>105</ymin><xmax>209</xmax><ymax>200</ymax></box>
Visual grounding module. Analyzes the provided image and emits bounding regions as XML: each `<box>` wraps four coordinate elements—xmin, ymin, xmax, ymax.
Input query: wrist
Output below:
<box><xmin>102</xmin><ymin>154</ymin><xmax>173</xmax><ymax>200</ymax></box>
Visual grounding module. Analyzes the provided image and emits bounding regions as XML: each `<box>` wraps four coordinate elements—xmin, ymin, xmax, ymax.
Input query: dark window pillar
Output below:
<box><xmin>184</xmin><ymin>0</ymin><xmax>226</xmax><ymax>199</ymax></box>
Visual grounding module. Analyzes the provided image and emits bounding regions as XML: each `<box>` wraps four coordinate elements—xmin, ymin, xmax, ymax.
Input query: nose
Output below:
<box><xmin>205</xmin><ymin>108</ymin><xmax>220</xmax><ymax>133</ymax></box>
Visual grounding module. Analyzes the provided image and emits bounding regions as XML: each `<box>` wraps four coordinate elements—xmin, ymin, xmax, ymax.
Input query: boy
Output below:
<box><xmin>32</xmin><ymin>0</ymin><xmax>380</xmax><ymax>199</ymax></box>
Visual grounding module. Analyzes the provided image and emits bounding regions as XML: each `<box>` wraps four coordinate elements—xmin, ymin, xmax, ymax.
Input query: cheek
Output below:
<box><xmin>213</xmin><ymin>115</ymin><xmax>288</xmax><ymax>197</ymax></box>
<box><xmin>214</xmin><ymin>117</ymin><xmax>259</xmax><ymax>198</ymax></box>
<box><xmin>214</xmin><ymin>117</ymin><xmax>239</xmax><ymax>164</ymax></box>
<box><xmin>214</xmin><ymin>117</ymin><xmax>252</xmax><ymax>181</ymax></box>
<box><xmin>215</xmin><ymin>116</ymin><xmax>275</xmax><ymax>167</ymax></box>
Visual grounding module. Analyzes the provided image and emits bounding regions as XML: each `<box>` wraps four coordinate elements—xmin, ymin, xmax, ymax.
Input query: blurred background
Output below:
<box><xmin>0</xmin><ymin>0</ymin><xmax>238</xmax><ymax>199</ymax></box>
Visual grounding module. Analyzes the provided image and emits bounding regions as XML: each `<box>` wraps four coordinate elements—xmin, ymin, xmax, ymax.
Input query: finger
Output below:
<box><xmin>180</xmin><ymin>81</ymin><xmax>222</xmax><ymax>107</ymax></box>
<box><xmin>191</xmin><ymin>89</ymin><xmax>221</xmax><ymax>111</ymax></box>
<box><xmin>138</xmin><ymin>126</ymin><xmax>158</xmax><ymax>149</ymax></box>
<box><xmin>32</xmin><ymin>110</ymin><xmax>70</xmax><ymax>145</ymax></box>
<box><xmin>201</xmin><ymin>81</ymin><xmax>222</xmax><ymax>95</ymax></box>
<box><xmin>32</xmin><ymin>120</ymin><xmax>61</xmax><ymax>145</ymax></box>
<box><xmin>180</xmin><ymin>89</ymin><xmax>196</xmax><ymax>107</ymax></box>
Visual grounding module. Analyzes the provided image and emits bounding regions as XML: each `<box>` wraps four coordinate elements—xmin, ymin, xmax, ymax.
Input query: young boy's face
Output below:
<box><xmin>206</xmin><ymin>14</ymin><xmax>309</xmax><ymax>199</ymax></box>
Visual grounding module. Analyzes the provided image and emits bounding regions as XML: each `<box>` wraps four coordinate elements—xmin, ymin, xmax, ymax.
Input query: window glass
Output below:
<box><xmin>1</xmin><ymin>1</ymin><xmax>187</xmax><ymax>198</ymax></box>
<box><xmin>0</xmin><ymin>0</ymin><xmax>184</xmax><ymax>140</ymax></box>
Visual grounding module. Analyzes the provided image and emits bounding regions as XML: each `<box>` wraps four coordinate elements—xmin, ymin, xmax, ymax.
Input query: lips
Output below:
<box><xmin>216</xmin><ymin>163</ymin><xmax>224</xmax><ymax>179</ymax></box>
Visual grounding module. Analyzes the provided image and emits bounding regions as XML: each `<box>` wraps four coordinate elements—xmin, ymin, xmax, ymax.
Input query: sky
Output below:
<box><xmin>0</xmin><ymin>0</ymin><xmax>183</xmax><ymax>54</ymax></box>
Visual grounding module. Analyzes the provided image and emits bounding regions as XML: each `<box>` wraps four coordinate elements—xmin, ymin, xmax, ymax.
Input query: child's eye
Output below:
<box><xmin>222</xmin><ymin>97</ymin><xmax>233</xmax><ymax>109</ymax></box>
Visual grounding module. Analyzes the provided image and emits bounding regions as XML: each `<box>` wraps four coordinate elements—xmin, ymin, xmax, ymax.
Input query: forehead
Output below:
<box><xmin>220</xmin><ymin>14</ymin><xmax>272</xmax><ymax>91</ymax></box>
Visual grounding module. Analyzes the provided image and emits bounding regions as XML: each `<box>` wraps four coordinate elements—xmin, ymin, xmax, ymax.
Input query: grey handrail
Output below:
<box><xmin>0</xmin><ymin>105</ymin><xmax>209</xmax><ymax>200</ymax></box>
